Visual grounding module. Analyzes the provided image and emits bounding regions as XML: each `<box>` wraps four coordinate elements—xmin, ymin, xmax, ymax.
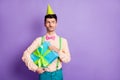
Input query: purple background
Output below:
<box><xmin>0</xmin><ymin>0</ymin><xmax>120</xmax><ymax>80</ymax></box>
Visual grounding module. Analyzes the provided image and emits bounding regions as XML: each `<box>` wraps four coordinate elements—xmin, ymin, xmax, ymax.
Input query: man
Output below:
<box><xmin>22</xmin><ymin>4</ymin><xmax>71</xmax><ymax>80</ymax></box>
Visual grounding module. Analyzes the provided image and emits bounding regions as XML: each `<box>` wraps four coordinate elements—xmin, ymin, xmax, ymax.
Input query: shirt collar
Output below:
<box><xmin>45</xmin><ymin>33</ymin><xmax>57</xmax><ymax>37</ymax></box>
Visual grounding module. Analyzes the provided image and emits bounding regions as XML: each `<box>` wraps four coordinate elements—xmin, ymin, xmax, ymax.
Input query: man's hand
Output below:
<box><xmin>36</xmin><ymin>68</ymin><xmax>44</xmax><ymax>74</ymax></box>
<box><xmin>49</xmin><ymin>45</ymin><xmax>60</xmax><ymax>53</ymax></box>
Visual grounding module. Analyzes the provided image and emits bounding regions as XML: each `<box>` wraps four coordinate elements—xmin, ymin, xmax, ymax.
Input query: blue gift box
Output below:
<box><xmin>30</xmin><ymin>41</ymin><xmax>59</xmax><ymax>67</ymax></box>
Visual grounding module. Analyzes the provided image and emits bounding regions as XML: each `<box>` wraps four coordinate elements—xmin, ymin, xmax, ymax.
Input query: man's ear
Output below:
<box><xmin>44</xmin><ymin>23</ymin><xmax>46</xmax><ymax>27</ymax></box>
<box><xmin>56</xmin><ymin>22</ymin><xmax>58</xmax><ymax>27</ymax></box>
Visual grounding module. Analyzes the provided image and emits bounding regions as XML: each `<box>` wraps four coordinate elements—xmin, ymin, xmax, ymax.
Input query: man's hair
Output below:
<box><xmin>44</xmin><ymin>14</ymin><xmax>57</xmax><ymax>22</ymax></box>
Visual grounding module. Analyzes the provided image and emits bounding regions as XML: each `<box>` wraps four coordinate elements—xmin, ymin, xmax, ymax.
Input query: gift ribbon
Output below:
<box><xmin>32</xmin><ymin>46</ymin><xmax>51</xmax><ymax>67</ymax></box>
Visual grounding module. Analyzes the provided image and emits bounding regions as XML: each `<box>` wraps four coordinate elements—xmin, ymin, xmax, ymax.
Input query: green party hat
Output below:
<box><xmin>46</xmin><ymin>4</ymin><xmax>54</xmax><ymax>15</ymax></box>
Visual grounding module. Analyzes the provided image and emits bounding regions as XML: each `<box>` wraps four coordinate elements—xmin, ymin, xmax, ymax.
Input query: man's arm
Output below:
<box><xmin>49</xmin><ymin>38</ymin><xmax>71</xmax><ymax>63</ymax></box>
<box><xmin>22</xmin><ymin>38</ymin><xmax>44</xmax><ymax>73</ymax></box>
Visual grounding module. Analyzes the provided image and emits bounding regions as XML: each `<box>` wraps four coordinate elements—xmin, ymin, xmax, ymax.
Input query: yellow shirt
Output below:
<box><xmin>22</xmin><ymin>33</ymin><xmax>71</xmax><ymax>72</ymax></box>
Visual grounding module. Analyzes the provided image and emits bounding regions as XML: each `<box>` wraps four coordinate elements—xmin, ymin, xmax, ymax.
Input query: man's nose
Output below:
<box><xmin>49</xmin><ymin>23</ymin><xmax>52</xmax><ymax>26</ymax></box>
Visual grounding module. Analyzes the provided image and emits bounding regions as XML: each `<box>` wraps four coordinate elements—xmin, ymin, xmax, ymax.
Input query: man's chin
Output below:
<box><xmin>48</xmin><ymin>30</ymin><xmax>55</xmax><ymax>32</ymax></box>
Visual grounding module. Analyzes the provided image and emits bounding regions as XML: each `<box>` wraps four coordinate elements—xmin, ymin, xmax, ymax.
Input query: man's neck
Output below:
<box><xmin>46</xmin><ymin>31</ymin><xmax>56</xmax><ymax>36</ymax></box>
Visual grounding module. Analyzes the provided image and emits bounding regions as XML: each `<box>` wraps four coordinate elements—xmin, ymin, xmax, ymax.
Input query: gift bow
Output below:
<box><xmin>33</xmin><ymin>45</ymin><xmax>51</xmax><ymax>67</ymax></box>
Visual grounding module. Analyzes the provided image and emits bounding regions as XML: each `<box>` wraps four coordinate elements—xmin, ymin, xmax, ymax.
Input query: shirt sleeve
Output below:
<box><xmin>22</xmin><ymin>38</ymin><xmax>41</xmax><ymax>72</ymax></box>
<box><xmin>58</xmin><ymin>38</ymin><xmax>71</xmax><ymax>63</ymax></box>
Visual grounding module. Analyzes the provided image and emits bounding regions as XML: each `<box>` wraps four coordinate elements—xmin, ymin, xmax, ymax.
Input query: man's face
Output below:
<box><xmin>45</xmin><ymin>18</ymin><xmax>57</xmax><ymax>32</ymax></box>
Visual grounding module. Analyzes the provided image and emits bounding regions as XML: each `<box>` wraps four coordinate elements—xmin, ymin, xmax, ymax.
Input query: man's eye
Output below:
<box><xmin>52</xmin><ymin>21</ymin><xmax>55</xmax><ymax>23</ymax></box>
<box><xmin>47</xmin><ymin>22</ymin><xmax>50</xmax><ymax>23</ymax></box>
